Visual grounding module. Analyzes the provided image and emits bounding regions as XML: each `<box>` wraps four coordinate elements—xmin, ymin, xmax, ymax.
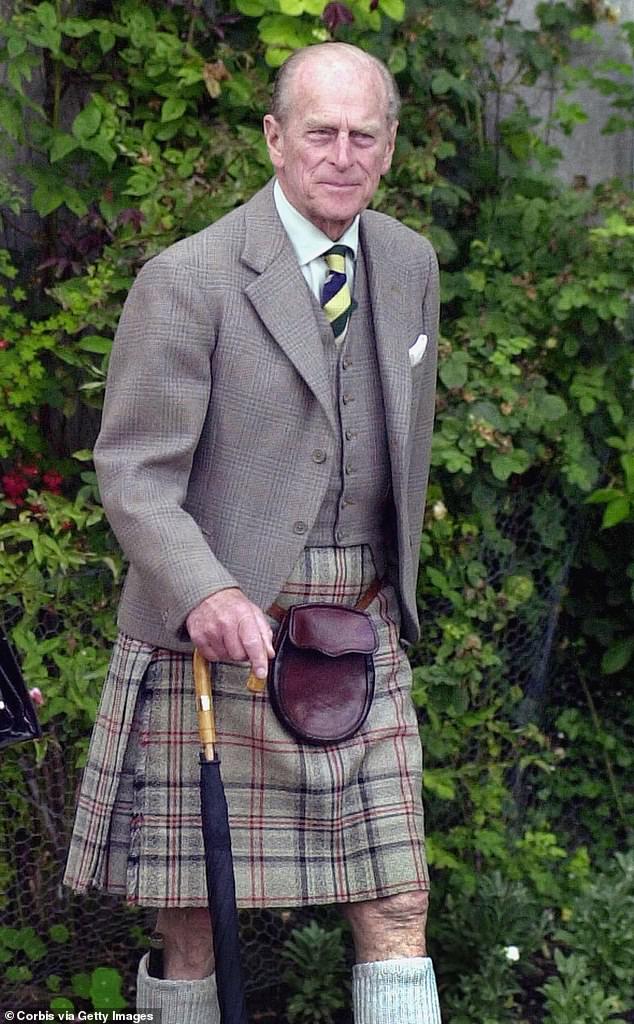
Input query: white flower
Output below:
<box><xmin>432</xmin><ymin>500</ymin><xmax>448</xmax><ymax>521</ymax></box>
<box><xmin>504</xmin><ymin>945</ymin><xmax>520</xmax><ymax>962</ymax></box>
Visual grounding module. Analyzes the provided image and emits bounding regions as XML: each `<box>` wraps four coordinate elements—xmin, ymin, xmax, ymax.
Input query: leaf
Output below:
<box><xmin>82</xmin><ymin>134</ymin><xmax>117</xmax><ymax>167</ymax></box>
<box><xmin>423</xmin><ymin>769</ymin><xmax>456</xmax><ymax>800</ymax></box>
<box><xmin>49</xmin><ymin>924</ymin><xmax>70</xmax><ymax>943</ymax></box>
<box><xmin>540</xmin><ymin>394</ymin><xmax>568</xmax><ymax>421</ymax></box>
<box><xmin>64</xmin><ymin>189</ymin><xmax>89</xmax><ymax>217</ymax></box>
<box><xmin>0</xmin><ymin>95</ymin><xmax>24</xmax><ymax>142</ymax></box>
<box><xmin>490</xmin><ymin>449</ymin><xmax>531</xmax><ymax>481</ymax></box>
<box><xmin>621</xmin><ymin>453</ymin><xmax>634</xmax><ymax>492</ymax></box>
<box><xmin>61</xmin><ymin>17</ymin><xmax>96</xmax><ymax>38</ymax></box>
<box><xmin>439</xmin><ymin>352</ymin><xmax>469</xmax><ymax>390</ymax></box>
<box><xmin>265</xmin><ymin>46</ymin><xmax>294</xmax><ymax>68</ymax></box>
<box><xmin>161</xmin><ymin>97</ymin><xmax>187</xmax><ymax>122</ymax></box>
<box><xmin>602</xmin><ymin>496</ymin><xmax>631</xmax><ymax>528</ymax></box>
<box><xmin>586</xmin><ymin>487</ymin><xmax>622</xmax><ymax>504</ymax></box>
<box><xmin>71</xmin><ymin>972</ymin><xmax>91</xmax><ymax>999</ymax></box>
<box><xmin>36</xmin><ymin>2</ymin><xmax>58</xmax><ymax>29</ymax></box>
<box><xmin>77</xmin><ymin>335</ymin><xmax>112</xmax><ymax>354</ymax></box>
<box><xmin>378</xmin><ymin>0</ymin><xmax>405</xmax><ymax>20</ymax></box>
<box><xmin>259</xmin><ymin>14</ymin><xmax>315</xmax><ymax>48</ymax></box>
<box><xmin>431</xmin><ymin>70</ymin><xmax>456</xmax><ymax>95</ymax></box>
<box><xmin>72</xmin><ymin>101</ymin><xmax>102</xmax><ymax>141</ymax></box>
<box><xmin>99</xmin><ymin>29</ymin><xmax>116</xmax><ymax>53</ymax></box>
<box><xmin>601</xmin><ymin>637</ymin><xmax>634</xmax><ymax>675</ymax></box>
<box><xmin>7</xmin><ymin>35</ymin><xmax>27</xmax><ymax>57</ymax></box>
<box><xmin>50</xmin><ymin>132</ymin><xmax>78</xmax><ymax>163</ymax></box>
<box><xmin>31</xmin><ymin>183</ymin><xmax>65</xmax><ymax>217</ymax></box>
<box><xmin>388</xmin><ymin>47</ymin><xmax>407</xmax><ymax>75</ymax></box>
<box><xmin>235</xmin><ymin>0</ymin><xmax>267</xmax><ymax>13</ymax></box>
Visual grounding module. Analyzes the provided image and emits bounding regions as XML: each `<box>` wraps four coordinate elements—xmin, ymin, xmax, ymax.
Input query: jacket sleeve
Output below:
<box><xmin>94</xmin><ymin>253</ymin><xmax>240</xmax><ymax>640</ymax></box>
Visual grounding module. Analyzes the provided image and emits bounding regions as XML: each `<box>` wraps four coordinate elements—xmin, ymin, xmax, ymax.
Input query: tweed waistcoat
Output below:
<box><xmin>306</xmin><ymin>245</ymin><xmax>392</xmax><ymax>548</ymax></box>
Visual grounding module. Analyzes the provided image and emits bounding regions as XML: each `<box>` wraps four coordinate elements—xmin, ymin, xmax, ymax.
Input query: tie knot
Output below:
<box><xmin>324</xmin><ymin>245</ymin><xmax>350</xmax><ymax>273</ymax></box>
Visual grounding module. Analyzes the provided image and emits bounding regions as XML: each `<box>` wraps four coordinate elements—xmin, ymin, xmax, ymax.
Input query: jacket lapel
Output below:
<box><xmin>361</xmin><ymin>214</ymin><xmax>415</xmax><ymax>506</ymax></box>
<box><xmin>241</xmin><ymin>184</ymin><xmax>337</xmax><ymax>435</ymax></box>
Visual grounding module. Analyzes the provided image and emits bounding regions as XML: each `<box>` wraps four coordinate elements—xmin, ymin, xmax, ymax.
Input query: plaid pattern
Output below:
<box><xmin>64</xmin><ymin>545</ymin><xmax>428</xmax><ymax>909</ymax></box>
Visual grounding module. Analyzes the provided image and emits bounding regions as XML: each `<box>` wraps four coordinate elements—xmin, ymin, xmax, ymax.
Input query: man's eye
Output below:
<box><xmin>352</xmin><ymin>133</ymin><xmax>375</xmax><ymax>145</ymax></box>
<box><xmin>309</xmin><ymin>129</ymin><xmax>333</xmax><ymax>139</ymax></box>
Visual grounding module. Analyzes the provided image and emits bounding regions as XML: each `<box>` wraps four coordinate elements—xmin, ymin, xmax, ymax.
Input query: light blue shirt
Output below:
<box><xmin>273</xmin><ymin>179</ymin><xmax>359</xmax><ymax>304</ymax></box>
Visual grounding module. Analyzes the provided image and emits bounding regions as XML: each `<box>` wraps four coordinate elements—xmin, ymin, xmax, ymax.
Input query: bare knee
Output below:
<box><xmin>156</xmin><ymin>908</ymin><xmax>213</xmax><ymax>980</ymax></box>
<box><xmin>342</xmin><ymin>890</ymin><xmax>429</xmax><ymax>962</ymax></box>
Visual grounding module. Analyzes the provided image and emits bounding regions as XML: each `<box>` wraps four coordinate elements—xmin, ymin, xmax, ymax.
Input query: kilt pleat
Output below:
<box><xmin>64</xmin><ymin>545</ymin><xmax>429</xmax><ymax>908</ymax></box>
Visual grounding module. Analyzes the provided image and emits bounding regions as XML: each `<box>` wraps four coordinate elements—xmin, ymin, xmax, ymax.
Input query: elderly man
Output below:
<box><xmin>65</xmin><ymin>42</ymin><xmax>441</xmax><ymax>1024</ymax></box>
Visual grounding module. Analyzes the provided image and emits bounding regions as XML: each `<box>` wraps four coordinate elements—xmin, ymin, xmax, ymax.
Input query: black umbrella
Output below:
<box><xmin>1</xmin><ymin>627</ymin><xmax>41</xmax><ymax>750</ymax></box>
<box><xmin>193</xmin><ymin>650</ymin><xmax>248</xmax><ymax>1024</ymax></box>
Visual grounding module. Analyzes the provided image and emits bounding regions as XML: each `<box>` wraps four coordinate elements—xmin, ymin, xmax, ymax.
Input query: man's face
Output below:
<box><xmin>263</xmin><ymin>55</ymin><xmax>397</xmax><ymax>240</ymax></box>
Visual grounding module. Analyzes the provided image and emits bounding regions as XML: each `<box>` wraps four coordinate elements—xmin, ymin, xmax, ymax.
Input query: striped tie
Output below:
<box><xmin>321</xmin><ymin>245</ymin><xmax>357</xmax><ymax>338</ymax></box>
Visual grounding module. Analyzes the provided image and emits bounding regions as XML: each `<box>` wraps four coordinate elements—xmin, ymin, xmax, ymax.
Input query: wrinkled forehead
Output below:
<box><xmin>288</xmin><ymin>53</ymin><xmax>390</xmax><ymax>122</ymax></box>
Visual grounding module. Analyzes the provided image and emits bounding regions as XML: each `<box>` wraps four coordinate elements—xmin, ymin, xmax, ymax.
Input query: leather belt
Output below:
<box><xmin>266</xmin><ymin>576</ymin><xmax>382</xmax><ymax>625</ymax></box>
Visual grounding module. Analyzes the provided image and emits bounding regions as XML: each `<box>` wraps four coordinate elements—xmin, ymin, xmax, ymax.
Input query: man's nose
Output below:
<box><xmin>331</xmin><ymin>133</ymin><xmax>352</xmax><ymax>168</ymax></box>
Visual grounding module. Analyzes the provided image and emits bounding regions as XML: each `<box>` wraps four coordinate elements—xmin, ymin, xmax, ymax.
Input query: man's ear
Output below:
<box><xmin>381</xmin><ymin>120</ymin><xmax>398</xmax><ymax>175</ymax></box>
<box><xmin>263</xmin><ymin>114</ymin><xmax>285</xmax><ymax>170</ymax></box>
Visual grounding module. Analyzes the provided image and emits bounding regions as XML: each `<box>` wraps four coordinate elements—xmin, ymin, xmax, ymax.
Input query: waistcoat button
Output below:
<box><xmin>342</xmin><ymin>392</ymin><xmax>354</xmax><ymax>404</ymax></box>
<box><xmin>293</xmin><ymin>521</ymin><xmax>308</xmax><ymax>535</ymax></box>
<box><xmin>312</xmin><ymin>449</ymin><xmax>327</xmax><ymax>464</ymax></box>
<box><xmin>345</xmin><ymin>428</ymin><xmax>357</xmax><ymax>441</ymax></box>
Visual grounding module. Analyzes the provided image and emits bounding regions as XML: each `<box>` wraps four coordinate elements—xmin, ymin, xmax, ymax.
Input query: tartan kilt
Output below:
<box><xmin>64</xmin><ymin>545</ymin><xmax>429</xmax><ymax>908</ymax></box>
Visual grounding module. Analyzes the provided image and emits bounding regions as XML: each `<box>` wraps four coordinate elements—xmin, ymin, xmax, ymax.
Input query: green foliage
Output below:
<box><xmin>281</xmin><ymin>921</ymin><xmax>349</xmax><ymax>1024</ymax></box>
<box><xmin>542</xmin><ymin>951</ymin><xmax>628</xmax><ymax>1024</ymax></box>
<box><xmin>554</xmin><ymin>850</ymin><xmax>634</xmax><ymax>1007</ymax></box>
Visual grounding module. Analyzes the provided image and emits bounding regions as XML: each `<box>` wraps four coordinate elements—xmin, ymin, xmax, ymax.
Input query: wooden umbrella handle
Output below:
<box><xmin>193</xmin><ymin>649</ymin><xmax>216</xmax><ymax>762</ymax></box>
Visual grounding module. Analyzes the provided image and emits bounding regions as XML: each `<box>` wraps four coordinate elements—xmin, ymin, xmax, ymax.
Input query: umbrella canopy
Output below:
<box><xmin>1</xmin><ymin>627</ymin><xmax>41</xmax><ymax>750</ymax></box>
<box><xmin>193</xmin><ymin>651</ymin><xmax>248</xmax><ymax>1024</ymax></box>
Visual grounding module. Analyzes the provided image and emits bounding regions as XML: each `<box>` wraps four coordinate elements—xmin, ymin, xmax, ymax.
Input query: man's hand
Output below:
<box><xmin>186</xmin><ymin>588</ymin><xmax>275</xmax><ymax>679</ymax></box>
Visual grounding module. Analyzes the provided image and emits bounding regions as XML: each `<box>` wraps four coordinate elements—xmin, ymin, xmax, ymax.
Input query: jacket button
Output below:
<box><xmin>293</xmin><ymin>521</ymin><xmax>308</xmax><ymax>535</ymax></box>
<box><xmin>336</xmin><ymin>528</ymin><xmax>347</xmax><ymax>542</ymax></box>
<box><xmin>312</xmin><ymin>449</ymin><xmax>327</xmax><ymax>463</ymax></box>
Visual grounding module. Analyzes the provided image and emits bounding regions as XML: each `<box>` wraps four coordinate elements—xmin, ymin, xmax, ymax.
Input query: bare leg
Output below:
<box><xmin>136</xmin><ymin>908</ymin><xmax>218</xmax><ymax>1022</ymax></box>
<box><xmin>156</xmin><ymin>907</ymin><xmax>214</xmax><ymax>980</ymax></box>
<box><xmin>342</xmin><ymin>890</ymin><xmax>429</xmax><ymax>961</ymax></box>
<box><xmin>341</xmin><ymin>891</ymin><xmax>441</xmax><ymax>1024</ymax></box>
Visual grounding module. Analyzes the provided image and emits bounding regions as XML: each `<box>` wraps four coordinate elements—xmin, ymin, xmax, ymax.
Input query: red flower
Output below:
<box><xmin>0</xmin><ymin>338</ymin><xmax>10</xmax><ymax>350</ymax></box>
<box><xmin>21</xmin><ymin>464</ymin><xmax>39</xmax><ymax>479</ymax></box>
<box><xmin>2</xmin><ymin>470</ymin><xmax>29</xmax><ymax>503</ymax></box>
<box><xmin>42</xmin><ymin>469</ymin><xmax>64</xmax><ymax>494</ymax></box>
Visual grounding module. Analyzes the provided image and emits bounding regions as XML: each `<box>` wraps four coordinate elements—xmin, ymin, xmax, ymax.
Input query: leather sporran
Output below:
<box><xmin>269</xmin><ymin>603</ymin><xmax>378</xmax><ymax>746</ymax></box>
<box><xmin>0</xmin><ymin>629</ymin><xmax>41</xmax><ymax>750</ymax></box>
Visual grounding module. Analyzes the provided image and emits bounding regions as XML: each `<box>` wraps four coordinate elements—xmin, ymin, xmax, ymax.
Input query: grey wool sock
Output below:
<box><xmin>352</xmin><ymin>956</ymin><xmax>442</xmax><ymax>1024</ymax></box>
<box><xmin>136</xmin><ymin>952</ymin><xmax>220</xmax><ymax>1024</ymax></box>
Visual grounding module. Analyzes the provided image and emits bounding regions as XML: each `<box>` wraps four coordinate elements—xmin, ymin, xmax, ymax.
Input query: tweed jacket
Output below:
<box><xmin>94</xmin><ymin>181</ymin><xmax>439</xmax><ymax>651</ymax></box>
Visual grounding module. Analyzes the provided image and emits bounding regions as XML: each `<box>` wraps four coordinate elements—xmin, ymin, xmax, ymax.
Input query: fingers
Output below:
<box><xmin>186</xmin><ymin>588</ymin><xmax>274</xmax><ymax>678</ymax></box>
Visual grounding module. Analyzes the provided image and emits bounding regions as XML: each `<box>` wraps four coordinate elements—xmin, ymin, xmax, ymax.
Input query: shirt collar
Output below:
<box><xmin>273</xmin><ymin>178</ymin><xmax>359</xmax><ymax>266</ymax></box>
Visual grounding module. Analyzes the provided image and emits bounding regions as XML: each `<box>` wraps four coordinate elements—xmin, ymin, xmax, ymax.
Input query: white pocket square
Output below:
<box><xmin>409</xmin><ymin>333</ymin><xmax>428</xmax><ymax>368</ymax></box>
